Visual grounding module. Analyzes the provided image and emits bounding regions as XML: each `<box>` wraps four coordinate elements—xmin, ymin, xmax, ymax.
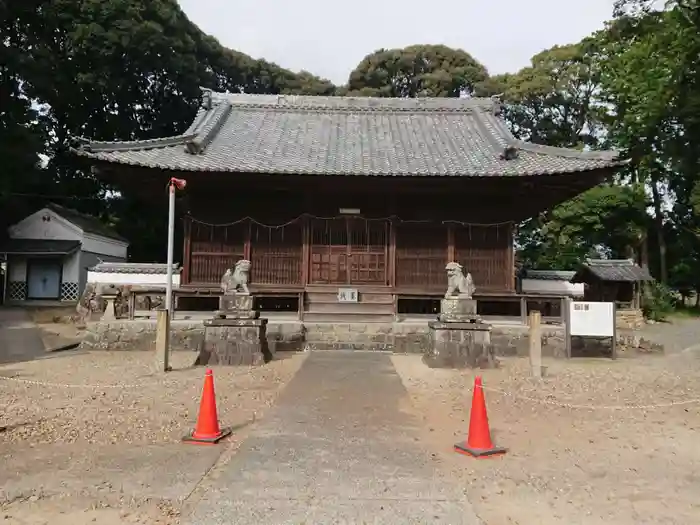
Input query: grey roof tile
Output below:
<box><xmin>0</xmin><ymin>239</ymin><xmax>81</xmax><ymax>255</ymax></box>
<box><xmin>89</xmin><ymin>262</ymin><xmax>181</xmax><ymax>274</ymax></box>
<box><xmin>522</xmin><ymin>270</ymin><xmax>577</xmax><ymax>281</ymax></box>
<box><xmin>572</xmin><ymin>259</ymin><xmax>653</xmax><ymax>283</ymax></box>
<box><xmin>73</xmin><ymin>90</ymin><xmax>626</xmax><ymax>177</ymax></box>
<box><xmin>48</xmin><ymin>204</ymin><xmax>127</xmax><ymax>242</ymax></box>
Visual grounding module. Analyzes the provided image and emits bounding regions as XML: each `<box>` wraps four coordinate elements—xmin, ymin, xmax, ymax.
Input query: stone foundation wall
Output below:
<box><xmin>80</xmin><ymin>318</ymin><xmax>660</xmax><ymax>357</ymax></box>
<box><xmin>616</xmin><ymin>308</ymin><xmax>645</xmax><ymax>330</ymax></box>
<box><xmin>80</xmin><ymin>319</ymin><xmax>568</xmax><ymax>357</ymax></box>
<box><xmin>81</xmin><ymin>320</ymin><xmax>305</xmax><ymax>353</ymax></box>
<box><xmin>303</xmin><ymin>322</ymin><xmax>430</xmax><ymax>353</ymax></box>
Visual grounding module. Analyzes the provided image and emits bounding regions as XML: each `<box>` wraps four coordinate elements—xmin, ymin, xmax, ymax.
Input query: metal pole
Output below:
<box><xmin>165</xmin><ymin>182</ymin><xmax>175</xmax><ymax>315</ymax></box>
<box><xmin>1</xmin><ymin>254</ymin><xmax>7</xmax><ymax>305</ymax></box>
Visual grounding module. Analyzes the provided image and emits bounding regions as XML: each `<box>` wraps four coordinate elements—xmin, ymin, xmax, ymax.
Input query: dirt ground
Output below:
<box><xmin>0</xmin><ymin>350</ymin><xmax>306</xmax><ymax>524</ymax></box>
<box><xmin>393</xmin><ymin>350</ymin><xmax>700</xmax><ymax>525</ymax></box>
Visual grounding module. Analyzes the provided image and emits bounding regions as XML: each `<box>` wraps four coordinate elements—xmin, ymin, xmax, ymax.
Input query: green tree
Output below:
<box><xmin>4</xmin><ymin>0</ymin><xmax>335</xmax><ymax>260</ymax></box>
<box><xmin>517</xmin><ymin>184</ymin><xmax>649</xmax><ymax>270</ymax></box>
<box><xmin>0</xmin><ymin>1</ymin><xmax>51</xmax><ymax>232</ymax></box>
<box><xmin>598</xmin><ymin>3</ymin><xmax>700</xmax><ymax>283</ymax></box>
<box><xmin>484</xmin><ymin>42</ymin><xmax>607</xmax><ymax>148</ymax></box>
<box><xmin>346</xmin><ymin>44</ymin><xmax>488</xmax><ymax>98</ymax></box>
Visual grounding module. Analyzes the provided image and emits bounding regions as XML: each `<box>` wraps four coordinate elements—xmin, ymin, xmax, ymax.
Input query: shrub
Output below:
<box><xmin>641</xmin><ymin>281</ymin><xmax>676</xmax><ymax>321</ymax></box>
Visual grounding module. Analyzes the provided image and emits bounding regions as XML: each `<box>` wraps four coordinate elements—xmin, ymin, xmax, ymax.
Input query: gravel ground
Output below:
<box><xmin>0</xmin><ymin>351</ymin><xmax>305</xmax><ymax>446</ymax></box>
<box><xmin>393</xmin><ymin>350</ymin><xmax>700</xmax><ymax>525</ymax></box>
<box><xmin>0</xmin><ymin>350</ymin><xmax>306</xmax><ymax>523</ymax></box>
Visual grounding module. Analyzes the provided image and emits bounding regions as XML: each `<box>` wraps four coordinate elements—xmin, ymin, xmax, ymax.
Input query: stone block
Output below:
<box><xmin>438</xmin><ymin>298</ymin><xmax>479</xmax><ymax>322</ymax></box>
<box><xmin>424</xmin><ymin>321</ymin><xmax>496</xmax><ymax>369</ymax></box>
<box><xmin>216</xmin><ymin>293</ymin><xmax>258</xmax><ymax>319</ymax></box>
<box><xmin>198</xmin><ymin>318</ymin><xmax>271</xmax><ymax>366</ymax></box>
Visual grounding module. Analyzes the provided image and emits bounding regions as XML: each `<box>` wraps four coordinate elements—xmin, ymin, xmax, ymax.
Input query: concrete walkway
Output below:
<box><xmin>185</xmin><ymin>352</ymin><xmax>481</xmax><ymax>524</ymax></box>
<box><xmin>0</xmin><ymin>308</ymin><xmax>45</xmax><ymax>365</ymax></box>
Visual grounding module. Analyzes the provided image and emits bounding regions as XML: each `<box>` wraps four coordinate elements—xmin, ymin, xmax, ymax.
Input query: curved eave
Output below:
<box><xmin>72</xmin><ymin>147</ymin><xmax>627</xmax><ymax>178</ymax></box>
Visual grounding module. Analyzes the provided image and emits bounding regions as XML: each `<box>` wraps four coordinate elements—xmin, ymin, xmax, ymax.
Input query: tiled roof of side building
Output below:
<box><xmin>72</xmin><ymin>89</ymin><xmax>627</xmax><ymax>177</ymax></box>
<box><xmin>572</xmin><ymin>259</ymin><xmax>654</xmax><ymax>283</ymax></box>
<box><xmin>48</xmin><ymin>204</ymin><xmax>127</xmax><ymax>242</ymax></box>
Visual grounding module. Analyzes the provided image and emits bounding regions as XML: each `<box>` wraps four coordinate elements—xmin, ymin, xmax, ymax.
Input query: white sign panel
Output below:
<box><xmin>337</xmin><ymin>288</ymin><xmax>358</xmax><ymax>303</ymax></box>
<box><xmin>569</xmin><ymin>301</ymin><xmax>615</xmax><ymax>337</ymax></box>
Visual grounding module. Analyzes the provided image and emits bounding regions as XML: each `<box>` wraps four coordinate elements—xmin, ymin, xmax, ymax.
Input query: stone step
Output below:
<box><xmin>302</xmin><ymin>312</ymin><xmax>395</xmax><ymax>323</ymax></box>
<box><xmin>305</xmin><ymin>342</ymin><xmax>394</xmax><ymax>352</ymax></box>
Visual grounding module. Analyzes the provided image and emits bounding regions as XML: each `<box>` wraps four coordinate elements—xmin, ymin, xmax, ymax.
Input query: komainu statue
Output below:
<box><xmin>444</xmin><ymin>262</ymin><xmax>475</xmax><ymax>299</ymax></box>
<box><xmin>221</xmin><ymin>259</ymin><xmax>251</xmax><ymax>295</ymax></box>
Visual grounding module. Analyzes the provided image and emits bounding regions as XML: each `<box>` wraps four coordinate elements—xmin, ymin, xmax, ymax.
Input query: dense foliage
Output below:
<box><xmin>3</xmin><ymin>0</ymin><xmax>699</xmax><ymax>306</ymax></box>
<box><xmin>0</xmin><ymin>0</ymin><xmax>334</xmax><ymax>259</ymax></box>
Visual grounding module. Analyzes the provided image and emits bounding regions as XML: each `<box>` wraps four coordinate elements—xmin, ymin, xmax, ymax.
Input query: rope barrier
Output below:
<box><xmin>477</xmin><ymin>383</ymin><xmax>700</xmax><ymax>411</ymax></box>
<box><xmin>2</xmin><ymin>373</ymin><xmax>698</xmax><ymax>411</ymax></box>
<box><xmin>187</xmin><ymin>213</ymin><xmax>515</xmax><ymax>229</ymax></box>
<box><xmin>0</xmin><ymin>375</ymin><xmax>200</xmax><ymax>390</ymax></box>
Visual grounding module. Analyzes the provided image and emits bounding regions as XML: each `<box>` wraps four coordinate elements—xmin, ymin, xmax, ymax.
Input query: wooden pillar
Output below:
<box><xmin>520</xmin><ymin>296</ymin><xmax>527</xmax><ymax>325</ymax></box>
<box><xmin>447</xmin><ymin>223</ymin><xmax>455</xmax><ymax>262</ymax></box>
<box><xmin>388</xmin><ymin>220</ymin><xmax>397</xmax><ymax>288</ymax></box>
<box><xmin>528</xmin><ymin>310</ymin><xmax>542</xmax><ymax>379</ymax></box>
<box><xmin>182</xmin><ymin>216</ymin><xmax>191</xmax><ymax>284</ymax></box>
<box><xmin>506</xmin><ymin>222</ymin><xmax>515</xmax><ymax>291</ymax></box>
<box><xmin>155</xmin><ymin>308</ymin><xmax>172</xmax><ymax>373</ymax></box>
<box><xmin>301</xmin><ymin>216</ymin><xmax>310</xmax><ymax>287</ymax></box>
<box><xmin>243</xmin><ymin>219</ymin><xmax>252</xmax><ymax>260</ymax></box>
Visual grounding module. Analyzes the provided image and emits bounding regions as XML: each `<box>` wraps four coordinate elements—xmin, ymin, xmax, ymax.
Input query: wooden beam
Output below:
<box><xmin>388</xmin><ymin>220</ymin><xmax>397</xmax><ymax>288</ymax></box>
<box><xmin>447</xmin><ymin>223</ymin><xmax>455</xmax><ymax>262</ymax></box>
<box><xmin>243</xmin><ymin>220</ymin><xmax>251</xmax><ymax>260</ymax></box>
<box><xmin>301</xmin><ymin>216</ymin><xmax>310</xmax><ymax>287</ymax></box>
<box><xmin>182</xmin><ymin>216</ymin><xmax>192</xmax><ymax>285</ymax></box>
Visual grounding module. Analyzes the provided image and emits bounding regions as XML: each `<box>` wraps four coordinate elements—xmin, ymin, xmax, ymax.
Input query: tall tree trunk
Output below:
<box><xmin>650</xmin><ymin>177</ymin><xmax>668</xmax><ymax>283</ymax></box>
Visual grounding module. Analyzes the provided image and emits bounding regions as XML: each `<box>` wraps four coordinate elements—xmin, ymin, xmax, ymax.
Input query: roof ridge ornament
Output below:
<box><xmin>200</xmin><ymin>87</ymin><xmax>213</xmax><ymax>110</ymax></box>
<box><xmin>500</xmin><ymin>145</ymin><xmax>519</xmax><ymax>161</ymax></box>
<box><xmin>490</xmin><ymin>93</ymin><xmax>505</xmax><ymax>116</ymax></box>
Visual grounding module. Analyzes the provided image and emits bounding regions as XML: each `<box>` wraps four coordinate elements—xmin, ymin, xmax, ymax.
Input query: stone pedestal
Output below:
<box><xmin>425</xmin><ymin>296</ymin><xmax>497</xmax><ymax>368</ymax></box>
<box><xmin>438</xmin><ymin>296</ymin><xmax>478</xmax><ymax>322</ymax></box>
<box><xmin>215</xmin><ymin>293</ymin><xmax>259</xmax><ymax>319</ymax></box>
<box><xmin>101</xmin><ymin>294</ymin><xmax>118</xmax><ymax>321</ymax></box>
<box><xmin>424</xmin><ymin>321</ymin><xmax>496</xmax><ymax>369</ymax></box>
<box><xmin>198</xmin><ymin>318</ymin><xmax>271</xmax><ymax>366</ymax></box>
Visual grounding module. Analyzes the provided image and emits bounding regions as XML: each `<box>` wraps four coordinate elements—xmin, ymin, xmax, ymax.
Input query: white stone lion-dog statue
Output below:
<box><xmin>444</xmin><ymin>261</ymin><xmax>475</xmax><ymax>299</ymax></box>
<box><xmin>221</xmin><ymin>259</ymin><xmax>251</xmax><ymax>295</ymax></box>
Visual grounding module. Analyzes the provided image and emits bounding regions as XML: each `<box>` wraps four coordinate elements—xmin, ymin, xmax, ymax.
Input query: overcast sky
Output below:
<box><xmin>177</xmin><ymin>0</ymin><xmax>617</xmax><ymax>86</ymax></box>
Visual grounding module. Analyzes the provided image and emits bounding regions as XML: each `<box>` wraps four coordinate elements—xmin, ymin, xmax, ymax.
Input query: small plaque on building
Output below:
<box><xmin>337</xmin><ymin>288</ymin><xmax>358</xmax><ymax>303</ymax></box>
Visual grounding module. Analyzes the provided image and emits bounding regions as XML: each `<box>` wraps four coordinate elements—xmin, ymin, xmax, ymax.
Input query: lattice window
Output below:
<box><xmin>454</xmin><ymin>223</ymin><xmax>513</xmax><ymax>291</ymax></box>
<box><xmin>189</xmin><ymin>221</ymin><xmax>247</xmax><ymax>284</ymax></box>
<box><xmin>395</xmin><ymin>223</ymin><xmax>447</xmax><ymax>289</ymax></box>
<box><xmin>60</xmin><ymin>282</ymin><xmax>80</xmax><ymax>301</ymax></box>
<box><xmin>8</xmin><ymin>281</ymin><xmax>27</xmax><ymax>301</ymax></box>
<box><xmin>250</xmin><ymin>222</ymin><xmax>303</xmax><ymax>285</ymax></box>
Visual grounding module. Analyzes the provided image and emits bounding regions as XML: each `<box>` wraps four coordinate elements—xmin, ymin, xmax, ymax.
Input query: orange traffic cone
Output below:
<box><xmin>454</xmin><ymin>376</ymin><xmax>506</xmax><ymax>458</ymax></box>
<box><xmin>182</xmin><ymin>369</ymin><xmax>231</xmax><ymax>445</ymax></box>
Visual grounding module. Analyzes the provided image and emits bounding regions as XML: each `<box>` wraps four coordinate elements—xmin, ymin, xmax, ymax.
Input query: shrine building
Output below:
<box><xmin>74</xmin><ymin>90</ymin><xmax>625</xmax><ymax>322</ymax></box>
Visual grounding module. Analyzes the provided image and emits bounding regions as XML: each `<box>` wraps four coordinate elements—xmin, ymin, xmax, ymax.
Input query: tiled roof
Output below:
<box><xmin>522</xmin><ymin>270</ymin><xmax>577</xmax><ymax>281</ymax></box>
<box><xmin>0</xmin><ymin>239</ymin><xmax>81</xmax><ymax>255</ymax></box>
<box><xmin>89</xmin><ymin>262</ymin><xmax>181</xmax><ymax>274</ymax></box>
<box><xmin>48</xmin><ymin>204</ymin><xmax>127</xmax><ymax>242</ymax></box>
<box><xmin>72</xmin><ymin>89</ymin><xmax>626</xmax><ymax>177</ymax></box>
<box><xmin>571</xmin><ymin>259</ymin><xmax>653</xmax><ymax>283</ymax></box>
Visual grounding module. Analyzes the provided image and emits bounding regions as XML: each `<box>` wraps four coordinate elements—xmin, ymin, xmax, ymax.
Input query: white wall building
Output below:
<box><xmin>518</xmin><ymin>269</ymin><xmax>585</xmax><ymax>297</ymax></box>
<box><xmin>1</xmin><ymin>204</ymin><xmax>129</xmax><ymax>303</ymax></box>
